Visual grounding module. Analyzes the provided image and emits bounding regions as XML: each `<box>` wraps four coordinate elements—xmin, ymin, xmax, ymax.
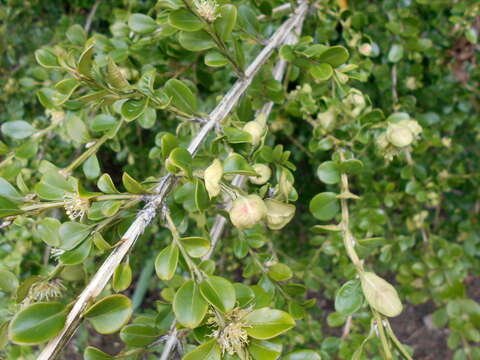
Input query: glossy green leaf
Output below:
<box><xmin>59</xmin><ymin>238</ymin><xmax>92</xmax><ymax>265</ymax></box>
<box><xmin>166</xmin><ymin>147</ymin><xmax>193</xmax><ymax>176</ymax></box>
<box><xmin>84</xmin><ymin>295</ymin><xmax>132</xmax><ymax>334</ymax></box>
<box><xmin>335</xmin><ymin>279</ymin><xmax>364</xmax><ymax>315</ymax></box>
<box><xmin>84</xmin><ymin>346</ymin><xmax>115</xmax><ymax>360</ymax></box>
<box><xmin>121</xmin><ymin>97</ymin><xmax>148</xmax><ymax>122</ymax></box>
<box><xmin>179</xmin><ymin>30</ymin><xmax>216</xmax><ymax>52</ymax></box>
<box><xmin>66</xmin><ymin>114</ymin><xmax>91</xmax><ymax>143</ymax></box>
<box><xmin>315</xmin><ymin>46</ymin><xmax>349</xmax><ymax>67</ymax></box>
<box><xmin>244</xmin><ymin>308</ymin><xmax>295</xmax><ymax>339</ymax></box>
<box><xmin>97</xmin><ymin>174</ymin><xmax>120</xmax><ymax>194</ymax></box>
<box><xmin>183</xmin><ymin>339</ymin><xmax>221</xmax><ymax>360</ymax></box>
<box><xmin>155</xmin><ymin>244</ymin><xmax>179</xmax><ymax>281</ymax></box>
<box><xmin>128</xmin><ymin>13</ymin><xmax>157</xmax><ymax>34</ymax></box>
<box><xmin>199</xmin><ymin>276</ymin><xmax>236</xmax><ymax>313</ymax></box>
<box><xmin>268</xmin><ymin>263</ymin><xmax>293</xmax><ymax>282</ymax></box>
<box><xmin>83</xmin><ymin>155</ymin><xmax>100</xmax><ymax>180</ymax></box>
<box><xmin>0</xmin><ymin>270</ymin><xmax>18</xmax><ymax>293</ymax></box>
<box><xmin>8</xmin><ymin>302</ymin><xmax>66</xmax><ymax>345</ymax></box>
<box><xmin>119</xmin><ymin>324</ymin><xmax>159</xmax><ymax>347</ymax></box>
<box><xmin>66</xmin><ymin>24</ymin><xmax>86</xmax><ymax>45</ymax></box>
<box><xmin>180</xmin><ymin>236</ymin><xmax>211</xmax><ymax>258</ymax></box>
<box><xmin>283</xmin><ymin>349</ymin><xmax>322</xmax><ymax>360</ymax></box>
<box><xmin>248</xmin><ymin>339</ymin><xmax>282</xmax><ymax>360</ymax></box>
<box><xmin>317</xmin><ymin>161</ymin><xmax>340</xmax><ymax>184</ymax></box>
<box><xmin>0</xmin><ymin>196</ymin><xmax>22</xmax><ymax>218</ymax></box>
<box><xmin>35</xmin><ymin>47</ymin><xmax>60</xmax><ymax>68</ymax></box>
<box><xmin>77</xmin><ymin>44</ymin><xmax>95</xmax><ymax>76</ymax></box>
<box><xmin>205</xmin><ymin>51</ymin><xmax>228</xmax><ymax>67</ymax></box>
<box><xmin>90</xmin><ymin>114</ymin><xmax>118</xmax><ymax>133</ymax></box>
<box><xmin>58</xmin><ymin>222</ymin><xmax>92</xmax><ymax>250</ymax></box>
<box><xmin>309</xmin><ymin>192</ymin><xmax>340</xmax><ymax>221</ymax></box>
<box><xmin>1</xmin><ymin>121</ymin><xmax>35</xmax><ymax>140</ymax></box>
<box><xmin>169</xmin><ymin>9</ymin><xmax>204</xmax><ymax>32</ymax></box>
<box><xmin>113</xmin><ymin>262</ymin><xmax>132</xmax><ymax>292</ymax></box>
<box><xmin>164</xmin><ymin>79</ymin><xmax>197</xmax><ymax>115</ymax></box>
<box><xmin>195</xmin><ymin>178</ymin><xmax>210</xmax><ymax>211</ymax></box>
<box><xmin>310</xmin><ymin>63</ymin><xmax>333</xmax><ymax>81</ymax></box>
<box><xmin>160</xmin><ymin>133</ymin><xmax>179</xmax><ymax>160</ymax></box>
<box><xmin>0</xmin><ymin>178</ymin><xmax>21</xmax><ymax>201</ymax></box>
<box><xmin>35</xmin><ymin>170</ymin><xmax>74</xmax><ymax>200</ymax></box>
<box><xmin>173</xmin><ymin>280</ymin><xmax>208</xmax><ymax>328</ymax></box>
<box><xmin>223</xmin><ymin>153</ymin><xmax>256</xmax><ymax>175</ymax></box>
<box><xmin>214</xmin><ymin>5</ymin><xmax>237</xmax><ymax>41</ymax></box>
<box><xmin>122</xmin><ymin>172</ymin><xmax>144</xmax><ymax>194</ymax></box>
<box><xmin>234</xmin><ymin>283</ymin><xmax>255</xmax><ymax>307</ymax></box>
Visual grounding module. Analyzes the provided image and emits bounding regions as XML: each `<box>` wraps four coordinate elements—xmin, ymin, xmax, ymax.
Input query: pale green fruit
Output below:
<box><xmin>243</xmin><ymin>121</ymin><xmax>264</xmax><ymax>146</ymax></box>
<box><xmin>360</xmin><ymin>272</ymin><xmax>403</xmax><ymax>317</ymax></box>
<box><xmin>229</xmin><ymin>194</ymin><xmax>267</xmax><ymax>230</ymax></box>
<box><xmin>204</xmin><ymin>159</ymin><xmax>223</xmax><ymax>198</ymax></box>
<box><xmin>249</xmin><ymin>164</ymin><xmax>272</xmax><ymax>185</ymax></box>
<box><xmin>264</xmin><ymin>199</ymin><xmax>296</xmax><ymax>230</ymax></box>
<box><xmin>386</xmin><ymin>123</ymin><xmax>413</xmax><ymax>148</ymax></box>
<box><xmin>401</xmin><ymin>119</ymin><xmax>422</xmax><ymax>137</ymax></box>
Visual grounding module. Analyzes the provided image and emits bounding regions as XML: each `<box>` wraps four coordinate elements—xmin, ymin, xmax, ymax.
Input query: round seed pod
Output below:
<box><xmin>249</xmin><ymin>164</ymin><xmax>272</xmax><ymax>185</ymax></box>
<box><xmin>229</xmin><ymin>194</ymin><xmax>267</xmax><ymax>230</ymax></box>
<box><xmin>264</xmin><ymin>199</ymin><xmax>296</xmax><ymax>230</ymax></box>
<box><xmin>243</xmin><ymin>121</ymin><xmax>264</xmax><ymax>147</ymax></box>
<box><xmin>204</xmin><ymin>159</ymin><xmax>223</xmax><ymax>198</ymax></box>
<box><xmin>386</xmin><ymin>122</ymin><xmax>413</xmax><ymax>148</ymax></box>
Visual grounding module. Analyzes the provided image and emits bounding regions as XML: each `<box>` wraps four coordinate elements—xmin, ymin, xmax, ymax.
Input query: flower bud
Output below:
<box><xmin>243</xmin><ymin>121</ymin><xmax>264</xmax><ymax>147</ymax></box>
<box><xmin>204</xmin><ymin>159</ymin><xmax>223</xmax><ymax>198</ymax></box>
<box><xmin>249</xmin><ymin>164</ymin><xmax>271</xmax><ymax>185</ymax></box>
<box><xmin>264</xmin><ymin>199</ymin><xmax>296</xmax><ymax>230</ymax></box>
<box><xmin>360</xmin><ymin>272</ymin><xmax>403</xmax><ymax>317</ymax></box>
<box><xmin>229</xmin><ymin>194</ymin><xmax>267</xmax><ymax>230</ymax></box>
<box><xmin>386</xmin><ymin>123</ymin><xmax>413</xmax><ymax>148</ymax></box>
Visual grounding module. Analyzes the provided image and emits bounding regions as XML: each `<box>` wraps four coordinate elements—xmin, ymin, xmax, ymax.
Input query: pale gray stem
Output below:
<box><xmin>38</xmin><ymin>2</ymin><xmax>308</xmax><ymax>359</ymax></box>
<box><xmin>85</xmin><ymin>0</ymin><xmax>101</xmax><ymax>34</ymax></box>
<box><xmin>158</xmin><ymin>3</ymin><xmax>309</xmax><ymax>360</ymax></box>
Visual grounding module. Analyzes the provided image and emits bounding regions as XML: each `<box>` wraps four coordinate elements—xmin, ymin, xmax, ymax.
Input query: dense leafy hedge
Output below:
<box><xmin>0</xmin><ymin>0</ymin><xmax>479</xmax><ymax>359</ymax></box>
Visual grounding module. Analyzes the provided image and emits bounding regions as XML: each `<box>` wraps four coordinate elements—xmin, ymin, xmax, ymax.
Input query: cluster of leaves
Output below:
<box><xmin>0</xmin><ymin>0</ymin><xmax>479</xmax><ymax>360</ymax></box>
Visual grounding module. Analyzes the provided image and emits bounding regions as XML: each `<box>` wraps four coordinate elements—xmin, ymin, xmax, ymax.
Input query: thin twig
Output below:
<box><xmin>85</xmin><ymin>0</ymin><xmax>101</xmax><ymax>34</ymax></box>
<box><xmin>37</xmin><ymin>3</ymin><xmax>308</xmax><ymax>359</ymax></box>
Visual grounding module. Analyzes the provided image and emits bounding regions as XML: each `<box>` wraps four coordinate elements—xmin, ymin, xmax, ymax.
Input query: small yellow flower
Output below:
<box><xmin>209</xmin><ymin>307</ymin><xmax>251</xmax><ymax>357</ymax></box>
<box><xmin>26</xmin><ymin>280</ymin><xmax>65</xmax><ymax>303</ymax></box>
<box><xmin>63</xmin><ymin>192</ymin><xmax>89</xmax><ymax>220</ymax></box>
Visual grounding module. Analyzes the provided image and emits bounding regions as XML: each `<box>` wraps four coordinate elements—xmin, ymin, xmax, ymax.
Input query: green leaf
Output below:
<box><xmin>164</xmin><ymin>79</ymin><xmax>197</xmax><ymax>115</ymax></box>
<box><xmin>0</xmin><ymin>178</ymin><xmax>22</xmax><ymax>201</ymax></box>
<box><xmin>214</xmin><ymin>5</ymin><xmax>237</xmax><ymax>41</ymax></box>
<box><xmin>1</xmin><ymin>121</ymin><xmax>35</xmax><ymax>140</ymax></box>
<box><xmin>119</xmin><ymin>324</ymin><xmax>159</xmax><ymax>347</ymax></box>
<box><xmin>8</xmin><ymin>302</ymin><xmax>66</xmax><ymax>345</ymax></box>
<box><xmin>66</xmin><ymin>24</ymin><xmax>87</xmax><ymax>46</ymax></box>
<box><xmin>315</xmin><ymin>46</ymin><xmax>349</xmax><ymax>67</ymax></box>
<box><xmin>309</xmin><ymin>192</ymin><xmax>340</xmax><ymax>221</ymax></box>
<box><xmin>309</xmin><ymin>63</ymin><xmax>333</xmax><ymax>81</ymax></box>
<box><xmin>317</xmin><ymin>161</ymin><xmax>340</xmax><ymax>184</ymax></box>
<box><xmin>166</xmin><ymin>147</ymin><xmax>193</xmax><ymax>177</ymax></box>
<box><xmin>244</xmin><ymin>308</ymin><xmax>295</xmax><ymax>339</ymax></box>
<box><xmin>360</xmin><ymin>272</ymin><xmax>403</xmax><ymax>317</ymax></box>
<box><xmin>199</xmin><ymin>276</ymin><xmax>236</xmax><ymax>313</ymax></box>
<box><xmin>195</xmin><ymin>178</ymin><xmax>210</xmax><ymax>211</ymax></box>
<box><xmin>138</xmin><ymin>107</ymin><xmax>157</xmax><ymax>129</ymax></box>
<box><xmin>248</xmin><ymin>339</ymin><xmax>282</xmax><ymax>360</ymax></box>
<box><xmin>66</xmin><ymin>114</ymin><xmax>91</xmax><ymax>143</ymax></box>
<box><xmin>0</xmin><ymin>196</ymin><xmax>23</xmax><ymax>218</ymax></box>
<box><xmin>59</xmin><ymin>238</ymin><xmax>92</xmax><ymax>265</ymax></box>
<box><xmin>268</xmin><ymin>263</ymin><xmax>293</xmax><ymax>282</ymax></box>
<box><xmin>223</xmin><ymin>153</ymin><xmax>256</xmax><ymax>175</ymax></box>
<box><xmin>128</xmin><ymin>13</ymin><xmax>158</xmax><ymax>34</ymax></box>
<box><xmin>205</xmin><ymin>51</ymin><xmax>228</xmax><ymax>67</ymax></box>
<box><xmin>388</xmin><ymin>44</ymin><xmax>404</xmax><ymax>63</ymax></box>
<box><xmin>77</xmin><ymin>44</ymin><xmax>95</xmax><ymax>76</ymax></box>
<box><xmin>84</xmin><ymin>346</ymin><xmax>114</xmax><ymax>360</ymax></box>
<box><xmin>339</xmin><ymin>159</ymin><xmax>363</xmax><ymax>174</ymax></box>
<box><xmin>107</xmin><ymin>58</ymin><xmax>129</xmax><ymax>89</ymax></box>
<box><xmin>90</xmin><ymin>114</ymin><xmax>118</xmax><ymax>133</ymax></box>
<box><xmin>237</xmin><ymin>5</ymin><xmax>259</xmax><ymax>36</ymax></box>
<box><xmin>84</xmin><ymin>295</ymin><xmax>132</xmax><ymax>334</ymax></box>
<box><xmin>113</xmin><ymin>262</ymin><xmax>132</xmax><ymax>292</ymax></box>
<box><xmin>121</xmin><ymin>97</ymin><xmax>148</xmax><ymax>122</ymax></box>
<box><xmin>59</xmin><ymin>222</ymin><xmax>92</xmax><ymax>250</ymax></box>
<box><xmin>169</xmin><ymin>9</ymin><xmax>204</xmax><ymax>32</ymax></box>
<box><xmin>183</xmin><ymin>339</ymin><xmax>221</xmax><ymax>360</ymax></box>
<box><xmin>98</xmin><ymin>174</ymin><xmax>120</xmax><ymax>194</ymax></box>
<box><xmin>173</xmin><ymin>280</ymin><xmax>208</xmax><ymax>328</ymax></box>
<box><xmin>223</xmin><ymin>127</ymin><xmax>253</xmax><ymax>144</ymax></box>
<box><xmin>35</xmin><ymin>170</ymin><xmax>74</xmax><ymax>200</ymax></box>
<box><xmin>179</xmin><ymin>30</ymin><xmax>216</xmax><ymax>52</ymax></box>
<box><xmin>283</xmin><ymin>349</ymin><xmax>322</xmax><ymax>360</ymax></box>
<box><xmin>122</xmin><ymin>172</ymin><xmax>144</xmax><ymax>194</ymax></box>
<box><xmin>83</xmin><ymin>155</ymin><xmax>100</xmax><ymax>180</ymax></box>
<box><xmin>155</xmin><ymin>244</ymin><xmax>179</xmax><ymax>281</ymax></box>
<box><xmin>180</xmin><ymin>236</ymin><xmax>211</xmax><ymax>258</ymax></box>
<box><xmin>35</xmin><ymin>47</ymin><xmax>60</xmax><ymax>68</ymax></box>
<box><xmin>335</xmin><ymin>280</ymin><xmax>364</xmax><ymax>315</ymax></box>
<box><xmin>0</xmin><ymin>270</ymin><xmax>18</xmax><ymax>293</ymax></box>
<box><xmin>234</xmin><ymin>283</ymin><xmax>255</xmax><ymax>307</ymax></box>
<box><xmin>160</xmin><ymin>133</ymin><xmax>179</xmax><ymax>160</ymax></box>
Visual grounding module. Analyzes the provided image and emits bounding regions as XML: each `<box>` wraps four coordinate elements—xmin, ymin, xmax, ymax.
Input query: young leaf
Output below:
<box><xmin>180</xmin><ymin>236</ymin><xmax>210</xmax><ymax>258</ymax></box>
<box><xmin>121</xmin><ymin>98</ymin><xmax>148</xmax><ymax>122</ymax></box>
<box><xmin>113</xmin><ymin>262</ymin><xmax>132</xmax><ymax>292</ymax></box>
<box><xmin>335</xmin><ymin>279</ymin><xmax>364</xmax><ymax>315</ymax></box>
<box><xmin>122</xmin><ymin>172</ymin><xmax>144</xmax><ymax>194</ymax></box>
<box><xmin>97</xmin><ymin>174</ymin><xmax>120</xmax><ymax>194</ymax></box>
<box><xmin>169</xmin><ymin>9</ymin><xmax>204</xmax><ymax>32</ymax></box>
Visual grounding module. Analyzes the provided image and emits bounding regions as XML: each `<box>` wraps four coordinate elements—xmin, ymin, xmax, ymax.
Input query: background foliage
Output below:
<box><xmin>0</xmin><ymin>0</ymin><xmax>479</xmax><ymax>359</ymax></box>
